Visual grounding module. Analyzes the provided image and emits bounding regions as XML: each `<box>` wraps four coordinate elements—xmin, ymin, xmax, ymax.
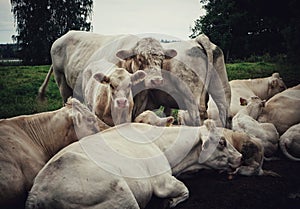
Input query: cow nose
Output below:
<box><xmin>116</xmin><ymin>99</ymin><xmax>128</xmax><ymax>108</ymax></box>
<box><xmin>151</xmin><ymin>77</ymin><xmax>164</xmax><ymax>86</ymax></box>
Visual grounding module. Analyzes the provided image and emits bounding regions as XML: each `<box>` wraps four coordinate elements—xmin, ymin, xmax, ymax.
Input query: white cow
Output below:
<box><xmin>0</xmin><ymin>98</ymin><xmax>108</xmax><ymax>209</ymax></box>
<box><xmin>134</xmin><ymin>110</ymin><xmax>174</xmax><ymax>126</ymax></box>
<box><xmin>258</xmin><ymin>84</ymin><xmax>300</xmax><ymax>135</ymax></box>
<box><xmin>38</xmin><ymin>30</ymin><xmax>177</xmax><ymax>103</ymax></box>
<box><xmin>208</xmin><ymin>72</ymin><xmax>286</xmax><ymax>126</ymax></box>
<box><xmin>26</xmin><ymin>121</ymin><xmax>241</xmax><ymax>209</ymax></box>
<box><xmin>82</xmin><ymin>60</ymin><xmax>146</xmax><ymax>126</ymax></box>
<box><xmin>139</xmin><ymin>34</ymin><xmax>231</xmax><ymax>127</ymax></box>
<box><xmin>279</xmin><ymin>123</ymin><xmax>300</xmax><ymax>161</ymax></box>
<box><xmin>232</xmin><ymin>96</ymin><xmax>279</xmax><ymax>158</ymax></box>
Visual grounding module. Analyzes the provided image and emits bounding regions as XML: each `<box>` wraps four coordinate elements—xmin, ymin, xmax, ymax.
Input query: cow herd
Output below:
<box><xmin>0</xmin><ymin>31</ymin><xmax>299</xmax><ymax>209</ymax></box>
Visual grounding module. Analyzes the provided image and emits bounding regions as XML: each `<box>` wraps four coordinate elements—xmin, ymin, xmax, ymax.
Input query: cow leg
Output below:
<box><xmin>152</xmin><ymin>175</ymin><xmax>189</xmax><ymax>208</ymax></box>
<box><xmin>53</xmin><ymin>70</ymin><xmax>73</xmax><ymax>103</ymax></box>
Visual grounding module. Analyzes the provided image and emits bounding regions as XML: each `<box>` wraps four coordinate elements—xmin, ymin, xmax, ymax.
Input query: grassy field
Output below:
<box><xmin>0</xmin><ymin>63</ymin><xmax>298</xmax><ymax>119</ymax></box>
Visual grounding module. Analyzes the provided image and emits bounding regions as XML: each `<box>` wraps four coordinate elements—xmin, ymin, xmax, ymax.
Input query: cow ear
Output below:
<box><xmin>164</xmin><ymin>49</ymin><xmax>177</xmax><ymax>59</ymax></box>
<box><xmin>93</xmin><ymin>73</ymin><xmax>110</xmax><ymax>84</ymax></box>
<box><xmin>240</xmin><ymin>97</ymin><xmax>248</xmax><ymax>106</ymax></box>
<box><xmin>166</xmin><ymin>116</ymin><xmax>174</xmax><ymax>126</ymax></box>
<box><xmin>116</xmin><ymin>49</ymin><xmax>135</xmax><ymax>60</ymax></box>
<box><xmin>131</xmin><ymin>71</ymin><xmax>146</xmax><ymax>85</ymax></box>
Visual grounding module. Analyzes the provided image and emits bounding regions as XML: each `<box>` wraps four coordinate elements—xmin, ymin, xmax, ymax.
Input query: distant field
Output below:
<box><xmin>0</xmin><ymin>63</ymin><xmax>298</xmax><ymax>119</ymax></box>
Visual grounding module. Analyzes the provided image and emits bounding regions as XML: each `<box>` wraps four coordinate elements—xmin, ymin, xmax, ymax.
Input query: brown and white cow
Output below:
<box><xmin>258</xmin><ymin>84</ymin><xmax>300</xmax><ymax>135</ymax></box>
<box><xmin>232</xmin><ymin>96</ymin><xmax>279</xmax><ymax>158</ymax></box>
<box><xmin>136</xmin><ymin>34</ymin><xmax>230</xmax><ymax>127</ymax></box>
<box><xmin>208</xmin><ymin>72</ymin><xmax>286</xmax><ymax>126</ymax></box>
<box><xmin>26</xmin><ymin>121</ymin><xmax>241</xmax><ymax>209</ymax></box>
<box><xmin>134</xmin><ymin>110</ymin><xmax>174</xmax><ymax>126</ymax></box>
<box><xmin>38</xmin><ymin>31</ymin><xmax>177</xmax><ymax>103</ymax></box>
<box><xmin>82</xmin><ymin>60</ymin><xmax>146</xmax><ymax>126</ymax></box>
<box><xmin>279</xmin><ymin>123</ymin><xmax>300</xmax><ymax>161</ymax></box>
<box><xmin>0</xmin><ymin>98</ymin><xmax>108</xmax><ymax>209</ymax></box>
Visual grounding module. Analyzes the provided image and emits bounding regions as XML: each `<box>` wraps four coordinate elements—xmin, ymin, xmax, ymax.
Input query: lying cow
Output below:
<box><xmin>0</xmin><ymin>98</ymin><xmax>108</xmax><ymax>209</ymax></box>
<box><xmin>232</xmin><ymin>96</ymin><xmax>279</xmax><ymax>158</ymax></box>
<box><xmin>82</xmin><ymin>60</ymin><xmax>146</xmax><ymax>126</ymax></box>
<box><xmin>138</xmin><ymin>34</ymin><xmax>230</xmax><ymax>127</ymax></box>
<box><xmin>258</xmin><ymin>84</ymin><xmax>300</xmax><ymax>135</ymax></box>
<box><xmin>134</xmin><ymin>110</ymin><xmax>174</xmax><ymax>126</ymax></box>
<box><xmin>38</xmin><ymin>30</ymin><xmax>177</xmax><ymax>103</ymax></box>
<box><xmin>279</xmin><ymin>123</ymin><xmax>300</xmax><ymax>161</ymax></box>
<box><xmin>26</xmin><ymin>121</ymin><xmax>241</xmax><ymax>209</ymax></box>
<box><xmin>208</xmin><ymin>72</ymin><xmax>286</xmax><ymax>126</ymax></box>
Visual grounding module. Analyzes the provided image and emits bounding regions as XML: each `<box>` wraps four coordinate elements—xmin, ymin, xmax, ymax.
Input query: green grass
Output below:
<box><xmin>0</xmin><ymin>65</ymin><xmax>62</xmax><ymax>119</ymax></box>
<box><xmin>0</xmin><ymin>62</ymin><xmax>298</xmax><ymax>119</ymax></box>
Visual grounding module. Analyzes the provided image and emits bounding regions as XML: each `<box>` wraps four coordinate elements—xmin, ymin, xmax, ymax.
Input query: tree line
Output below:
<box><xmin>190</xmin><ymin>0</ymin><xmax>300</xmax><ymax>63</ymax></box>
<box><xmin>10</xmin><ymin>0</ymin><xmax>299</xmax><ymax>64</ymax></box>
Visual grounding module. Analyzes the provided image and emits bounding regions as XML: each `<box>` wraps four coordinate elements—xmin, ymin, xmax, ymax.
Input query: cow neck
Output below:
<box><xmin>17</xmin><ymin>108</ymin><xmax>73</xmax><ymax>160</ymax></box>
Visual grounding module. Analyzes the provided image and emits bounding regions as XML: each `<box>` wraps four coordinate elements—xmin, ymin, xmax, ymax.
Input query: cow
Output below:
<box><xmin>258</xmin><ymin>84</ymin><xmax>300</xmax><ymax>135</ymax></box>
<box><xmin>82</xmin><ymin>60</ymin><xmax>146</xmax><ymax>126</ymax></box>
<box><xmin>26</xmin><ymin>121</ymin><xmax>241</xmax><ymax>209</ymax></box>
<box><xmin>207</xmin><ymin>72</ymin><xmax>286</xmax><ymax>126</ymax></box>
<box><xmin>136</xmin><ymin>34</ymin><xmax>231</xmax><ymax>127</ymax></box>
<box><xmin>279</xmin><ymin>123</ymin><xmax>300</xmax><ymax>161</ymax></box>
<box><xmin>232</xmin><ymin>96</ymin><xmax>279</xmax><ymax>158</ymax></box>
<box><xmin>0</xmin><ymin>98</ymin><xmax>109</xmax><ymax>209</ymax></box>
<box><xmin>134</xmin><ymin>110</ymin><xmax>174</xmax><ymax>126</ymax></box>
<box><xmin>38</xmin><ymin>30</ymin><xmax>177</xmax><ymax>103</ymax></box>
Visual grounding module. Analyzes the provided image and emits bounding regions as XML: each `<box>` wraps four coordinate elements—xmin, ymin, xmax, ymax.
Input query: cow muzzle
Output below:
<box><xmin>150</xmin><ymin>77</ymin><xmax>164</xmax><ymax>86</ymax></box>
<box><xmin>115</xmin><ymin>98</ymin><xmax>128</xmax><ymax>109</ymax></box>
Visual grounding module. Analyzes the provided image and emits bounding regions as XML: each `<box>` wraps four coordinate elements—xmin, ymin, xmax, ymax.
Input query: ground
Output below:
<box><xmin>146</xmin><ymin>156</ymin><xmax>300</xmax><ymax>209</ymax></box>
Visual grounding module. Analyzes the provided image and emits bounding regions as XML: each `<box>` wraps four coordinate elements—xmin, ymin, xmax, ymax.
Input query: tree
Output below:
<box><xmin>11</xmin><ymin>0</ymin><xmax>93</xmax><ymax>65</ymax></box>
<box><xmin>191</xmin><ymin>0</ymin><xmax>299</xmax><ymax>63</ymax></box>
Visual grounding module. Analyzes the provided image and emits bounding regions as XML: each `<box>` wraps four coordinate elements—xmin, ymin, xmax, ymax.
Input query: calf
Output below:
<box><xmin>279</xmin><ymin>123</ymin><xmax>300</xmax><ymax>161</ymax></box>
<box><xmin>83</xmin><ymin>61</ymin><xmax>146</xmax><ymax>126</ymax></box>
<box><xmin>0</xmin><ymin>98</ymin><xmax>108</xmax><ymax>209</ymax></box>
<box><xmin>232</xmin><ymin>96</ymin><xmax>279</xmax><ymax>158</ymax></box>
<box><xmin>134</xmin><ymin>110</ymin><xmax>174</xmax><ymax>126</ymax></box>
<box><xmin>26</xmin><ymin>121</ymin><xmax>241</xmax><ymax>209</ymax></box>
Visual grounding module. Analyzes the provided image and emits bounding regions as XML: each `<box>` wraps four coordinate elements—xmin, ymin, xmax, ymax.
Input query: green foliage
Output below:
<box><xmin>0</xmin><ymin>65</ymin><xmax>61</xmax><ymax>118</ymax></box>
<box><xmin>191</xmin><ymin>0</ymin><xmax>300</xmax><ymax>63</ymax></box>
<box><xmin>10</xmin><ymin>0</ymin><xmax>93</xmax><ymax>65</ymax></box>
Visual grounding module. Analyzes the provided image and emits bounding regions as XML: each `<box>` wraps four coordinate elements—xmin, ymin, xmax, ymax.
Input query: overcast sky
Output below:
<box><xmin>0</xmin><ymin>0</ymin><xmax>205</xmax><ymax>43</ymax></box>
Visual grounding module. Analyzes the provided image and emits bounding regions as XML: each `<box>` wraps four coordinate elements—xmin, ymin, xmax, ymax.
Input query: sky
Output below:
<box><xmin>0</xmin><ymin>0</ymin><xmax>205</xmax><ymax>43</ymax></box>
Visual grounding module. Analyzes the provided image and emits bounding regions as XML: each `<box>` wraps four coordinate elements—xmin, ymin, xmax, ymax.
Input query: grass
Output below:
<box><xmin>0</xmin><ymin>62</ymin><xmax>298</xmax><ymax>119</ymax></box>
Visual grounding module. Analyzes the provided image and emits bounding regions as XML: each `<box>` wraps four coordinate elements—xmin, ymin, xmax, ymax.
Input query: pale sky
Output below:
<box><xmin>0</xmin><ymin>0</ymin><xmax>204</xmax><ymax>43</ymax></box>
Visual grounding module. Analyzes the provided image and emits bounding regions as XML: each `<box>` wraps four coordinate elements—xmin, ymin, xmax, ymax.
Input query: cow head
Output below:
<box><xmin>134</xmin><ymin>110</ymin><xmax>174</xmax><ymax>126</ymax></box>
<box><xmin>267</xmin><ymin>72</ymin><xmax>287</xmax><ymax>99</ymax></box>
<box><xmin>239</xmin><ymin>96</ymin><xmax>265</xmax><ymax>120</ymax></box>
<box><xmin>116</xmin><ymin>37</ymin><xmax>177</xmax><ymax>88</ymax></box>
<box><xmin>65</xmin><ymin>98</ymin><xmax>108</xmax><ymax>139</ymax></box>
<box><xmin>199</xmin><ymin>119</ymin><xmax>241</xmax><ymax>172</ymax></box>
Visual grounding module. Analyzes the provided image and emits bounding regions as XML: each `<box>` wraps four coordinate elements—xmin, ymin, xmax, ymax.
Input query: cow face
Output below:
<box><xmin>116</xmin><ymin>37</ymin><xmax>177</xmax><ymax>88</ymax></box>
<box><xmin>66</xmin><ymin>98</ymin><xmax>103</xmax><ymax>139</ymax></box>
<box><xmin>199</xmin><ymin>120</ymin><xmax>241</xmax><ymax>172</ymax></box>
<box><xmin>240</xmin><ymin>96</ymin><xmax>265</xmax><ymax>120</ymax></box>
<box><xmin>134</xmin><ymin>110</ymin><xmax>174</xmax><ymax>126</ymax></box>
<box><xmin>93</xmin><ymin>68</ymin><xmax>146</xmax><ymax>110</ymax></box>
<box><xmin>267</xmin><ymin>73</ymin><xmax>287</xmax><ymax>99</ymax></box>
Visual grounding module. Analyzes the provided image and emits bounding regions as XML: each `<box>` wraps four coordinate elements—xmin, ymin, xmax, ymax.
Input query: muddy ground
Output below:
<box><xmin>146</xmin><ymin>156</ymin><xmax>300</xmax><ymax>209</ymax></box>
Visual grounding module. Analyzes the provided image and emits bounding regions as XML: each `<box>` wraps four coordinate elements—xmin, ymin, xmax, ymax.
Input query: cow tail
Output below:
<box><xmin>279</xmin><ymin>139</ymin><xmax>300</xmax><ymax>161</ymax></box>
<box><xmin>38</xmin><ymin>65</ymin><xmax>53</xmax><ymax>101</ymax></box>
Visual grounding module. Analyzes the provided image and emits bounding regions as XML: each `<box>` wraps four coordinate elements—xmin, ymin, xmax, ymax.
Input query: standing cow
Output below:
<box><xmin>38</xmin><ymin>31</ymin><xmax>177</xmax><ymax>103</ymax></box>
